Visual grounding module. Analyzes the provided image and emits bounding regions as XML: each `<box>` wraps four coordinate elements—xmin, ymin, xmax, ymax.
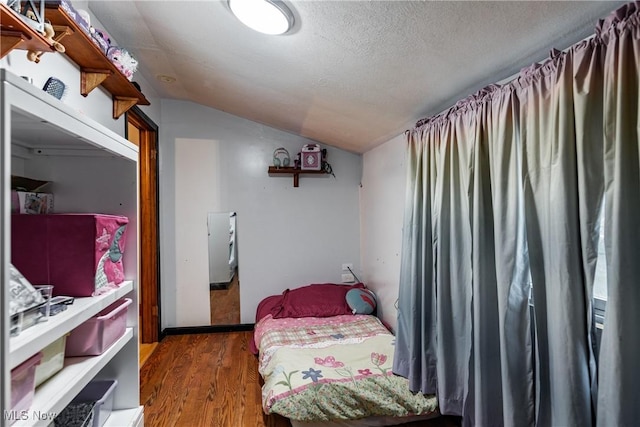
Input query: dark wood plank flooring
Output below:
<box><xmin>210</xmin><ymin>271</ymin><xmax>240</xmax><ymax>325</ymax></box>
<box><xmin>140</xmin><ymin>331</ymin><xmax>460</xmax><ymax>427</ymax></box>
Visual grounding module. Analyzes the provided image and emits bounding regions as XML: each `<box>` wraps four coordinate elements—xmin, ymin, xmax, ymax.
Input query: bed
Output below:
<box><xmin>252</xmin><ymin>283</ymin><xmax>439</xmax><ymax>426</ymax></box>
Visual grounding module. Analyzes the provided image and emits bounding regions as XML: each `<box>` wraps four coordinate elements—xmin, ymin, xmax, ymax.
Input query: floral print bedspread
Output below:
<box><xmin>256</xmin><ymin>315</ymin><xmax>438</xmax><ymax>421</ymax></box>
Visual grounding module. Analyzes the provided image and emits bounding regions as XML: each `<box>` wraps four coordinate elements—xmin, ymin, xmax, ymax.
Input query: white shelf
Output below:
<box><xmin>104</xmin><ymin>407</ymin><xmax>144</xmax><ymax>427</ymax></box>
<box><xmin>12</xmin><ymin>329</ymin><xmax>133</xmax><ymax>427</ymax></box>
<box><xmin>2</xmin><ymin>69</ymin><xmax>138</xmax><ymax>162</ymax></box>
<box><xmin>10</xmin><ymin>281</ymin><xmax>134</xmax><ymax>369</ymax></box>
<box><xmin>2</xmin><ymin>68</ymin><xmax>142</xmax><ymax>426</ymax></box>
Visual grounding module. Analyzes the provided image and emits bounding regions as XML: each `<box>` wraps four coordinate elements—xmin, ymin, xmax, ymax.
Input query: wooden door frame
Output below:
<box><xmin>126</xmin><ymin>106</ymin><xmax>161</xmax><ymax>343</ymax></box>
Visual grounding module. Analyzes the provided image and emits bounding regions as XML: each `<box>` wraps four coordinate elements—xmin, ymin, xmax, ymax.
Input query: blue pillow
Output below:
<box><xmin>346</xmin><ymin>288</ymin><xmax>377</xmax><ymax>315</ymax></box>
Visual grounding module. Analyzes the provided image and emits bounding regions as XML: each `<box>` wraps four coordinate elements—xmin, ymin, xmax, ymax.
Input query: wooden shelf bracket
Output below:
<box><xmin>0</xmin><ymin>31</ymin><xmax>25</xmax><ymax>58</ymax></box>
<box><xmin>81</xmin><ymin>68</ymin><xmax>112</xmax><ymax>96</ymax></box>
<box><xmin>113</xmin><ymin>96</ymin><xmax>139</xmax><ymax>119</ymax></box>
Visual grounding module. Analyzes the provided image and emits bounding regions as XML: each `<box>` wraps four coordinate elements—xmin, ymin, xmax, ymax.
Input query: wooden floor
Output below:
<box><xmin>140</xmin><ymin>331</ymin><xmax>461</xmax><ymax>427</ymax></box>
<box><xmin>210</xmin><ymin>270</ymin><xmax>240</xmax><ymax>325</ymax></box>
<box><xmin>140</xmin><ymin>331</ymin><xmax>288</xmax><ymax>426</ymax></box>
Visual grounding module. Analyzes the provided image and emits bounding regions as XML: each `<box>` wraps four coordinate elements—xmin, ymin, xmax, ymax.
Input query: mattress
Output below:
<box><xmin>255</xmin><ymin>314</ymin><xmax>438</xmax><ymax>422</ymax></box>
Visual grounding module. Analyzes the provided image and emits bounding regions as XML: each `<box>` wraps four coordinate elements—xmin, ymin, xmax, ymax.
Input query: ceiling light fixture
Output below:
<box><xmin>157</xmin><ymin>75</ymin><xmax>177</xmax><ymax>83</ymax></box>
<box><xmin>228</xmin><ymin>0</ymin><xmax>294</xmax><ymax>35</ymax></box>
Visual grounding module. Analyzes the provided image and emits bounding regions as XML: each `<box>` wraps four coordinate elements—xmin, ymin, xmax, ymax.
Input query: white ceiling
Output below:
<box><xmin>88</xmin><ymin>0</ymin><xmax>623</xmax><ymax>154</ymax></box>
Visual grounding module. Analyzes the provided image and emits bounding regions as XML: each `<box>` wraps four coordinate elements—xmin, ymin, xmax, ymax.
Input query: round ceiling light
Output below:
<box><xmin>228</xmin><ymin>0</ymin><xmax>294</xmax><ymax>35</ymax></box>
<box><xmin>156</xmin><ymin>75</ymin><xmax>176</xmax><ymax>83</ymax></box>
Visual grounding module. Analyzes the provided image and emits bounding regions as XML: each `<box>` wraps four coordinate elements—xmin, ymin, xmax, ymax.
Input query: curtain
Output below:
<box><xmin>394</xmin><ymin>2</ymin><xmax>640</xmax><ymax>426</ymax></box>
<box><xmin>597</xmin><ymin>3</ymin><xmax>640</xmax><ymax>426</ymax></box>
<box><xmin>516</xmin><ymin>41</ymin><xmax>603</xmax><ymax>427</ymax></box>
<box><xmin>466</xmin><ymin>85</ymin><xmax>533</xmax><ymax>427</ymax></box>
<box><xmin>395</xmin><ymin>105</ymin><xmax>477</xmax><ymax>416</ymax></box>
<box><xmin>393</xmin><ymin>127</ymin><xmax>440</xmax><ymax>395</ymax></box>
<box><xmin>396</xmin><ymin>86</ymin><xmax>535</xmax><ymax>425</ymax></box>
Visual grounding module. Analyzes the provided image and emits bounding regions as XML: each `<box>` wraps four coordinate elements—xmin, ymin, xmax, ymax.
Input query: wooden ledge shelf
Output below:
<box><xmin>1</xmin><ymin>4</ymin><xmax>54</xmax><ymax>59</ymax></box>
<box><xmin>44</xmin><ymin>3</ymin><xmax>150</xmax><ymax>118</ymax></box>
<box><xmin>268</xmin><ymin>166</ymin><xmax>327</xmax><ymax>187</ymax></box>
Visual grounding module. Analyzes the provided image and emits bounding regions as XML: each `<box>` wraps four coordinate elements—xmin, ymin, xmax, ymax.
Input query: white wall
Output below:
<box><xmin>360</xmin><ymin>134</ymin><xmax>406</xmax><ymax>332</ymax></box>
<box><xmin>173</xmin><ymin>138</ymin><xmax>218</xmax><ymax>326</ymax></box>
<box><xmin>159</xmin><ymin>100</ymin><xmax>362</xmax><ymax>327</ymax></box>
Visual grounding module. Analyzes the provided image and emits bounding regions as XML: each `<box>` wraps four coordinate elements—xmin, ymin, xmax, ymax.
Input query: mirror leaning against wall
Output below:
<box><xmin>207</xmin><ymin>212</ymin><xmax>240</xmax><ymax>325</ymax></box>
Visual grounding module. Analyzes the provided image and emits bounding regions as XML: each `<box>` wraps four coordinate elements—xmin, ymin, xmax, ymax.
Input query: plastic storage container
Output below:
<box><xmin>34</xmin><ymin>334</ymin><xmax>67</xmax><ymax>387</ymax></box>
<box><xmin>54</xmin><ymin>380</ymin><xmax>118</xmax><ymax>427</ymax></box>
<box><xmin>66</xmin><ymin>298</ymin><xmax>132</xmax><ymax>357</ymax></box>
<box><xmin>11</xmin><ymin>353</ymin><xmax>43</xmax><ymax>421</ymax></box>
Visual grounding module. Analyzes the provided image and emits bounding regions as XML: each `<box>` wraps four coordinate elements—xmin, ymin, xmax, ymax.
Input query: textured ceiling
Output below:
<box><xmin>88</xmin><ymin>1</ymin><xmax>623</xmax><ymax>153</ymax></box>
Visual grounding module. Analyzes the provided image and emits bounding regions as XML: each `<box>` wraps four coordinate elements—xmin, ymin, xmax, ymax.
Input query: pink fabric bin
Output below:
<box><xmin>11</xmin><ymin>352</ymin><xmax>43</xmax><ymax>423</ymax></box>
<box><xmin>11</xmin><ymin>214</ymin><xmax>128</xmax><ymax>297</ymax></box>
<box><xmin>66</xmin><ymin>298</ymin><xmax>132</xmax><ymax>357</ymax></box>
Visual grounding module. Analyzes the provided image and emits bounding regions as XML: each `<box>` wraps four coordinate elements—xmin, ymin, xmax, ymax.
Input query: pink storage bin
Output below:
<box><xmin>11</xmin><ymin>352</ymin><xmax>43</xmax><ymax>423</ymax></box>
<box><xmin>66</xmin><ymin>298</ymin><xmax>132</xmax><ymax>357</ymax></box>
<box><xmin>11</xmin><ymin>214</ymin><xmax>128</xmax><ymax>297</ymax></box>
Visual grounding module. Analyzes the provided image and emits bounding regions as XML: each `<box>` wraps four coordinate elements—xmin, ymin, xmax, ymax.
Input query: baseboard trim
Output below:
<box><xmin>162</xmin><ymin>324</ymin><xmax>255</xmax><ymax>335</ymax></box>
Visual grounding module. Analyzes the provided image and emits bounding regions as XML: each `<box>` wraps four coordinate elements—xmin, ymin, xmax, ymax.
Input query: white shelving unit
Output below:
<box><xmin>1</xmin><ymin>70</ymin><xmax>143</xmax><ymax>427</ymax></box>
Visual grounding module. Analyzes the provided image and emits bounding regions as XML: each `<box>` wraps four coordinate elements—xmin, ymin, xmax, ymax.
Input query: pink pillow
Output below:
<box><xmin>255</xmin><ymin>294</ymin><xmax>284</xmax><ymax>323</ymax></box>
<box><xmin>272</xmin><ymin>283</ymin><xmax>365</xmax><ymax>319</ymax></box>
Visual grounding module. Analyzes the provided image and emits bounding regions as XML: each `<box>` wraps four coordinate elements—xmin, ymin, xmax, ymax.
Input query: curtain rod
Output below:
<box><xmin>412</xmin><ymin>31</ymin><xmax>598</xmax><ymax>130</ymax></box>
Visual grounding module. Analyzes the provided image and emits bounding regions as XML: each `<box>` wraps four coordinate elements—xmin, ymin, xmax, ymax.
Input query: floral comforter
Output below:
<box><xmin>255</xmin><ymin>314</ymin><xmax>438</xmax><ymax>421</ymax></box>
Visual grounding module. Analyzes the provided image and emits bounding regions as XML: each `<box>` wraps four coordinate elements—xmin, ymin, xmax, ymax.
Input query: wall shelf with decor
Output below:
<box><xmin>268</xmin><ymin>166</ymin><xmax>327</xmax><ymax>187</ymax></box>
<box><xmin>43</xmin><ymin>2</ymin><xmax>150</xmax><ymax>119</ymax></box>
<box><xmin>0</xmin><ymin>3</ymin><xmax>55</xmax><ymax>59</ymax></box>
<box><xmin>0</xmin><ymin>3</ymin><xmax>149</xmax><ymax>119</ymax></box>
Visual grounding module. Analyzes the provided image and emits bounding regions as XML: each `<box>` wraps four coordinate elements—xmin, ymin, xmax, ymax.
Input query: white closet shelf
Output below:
<box><xmin>10</xmin><ymin>281</ymin><xmax>134</xmax><ymax>369</ymax></box>
<box><xmin>12</xmin><ymin>328</ymin><xmax>134</xmax><ymax>427</ymax></box>
<box><xmin>2</xmin><ymin>68</ymin><xmax>142</xmax><ymax>426</ymax></box>
<box><xmin>104</xmin><ymin>407</ymin><xmax>144</xmax><ymax>427</ymax></box>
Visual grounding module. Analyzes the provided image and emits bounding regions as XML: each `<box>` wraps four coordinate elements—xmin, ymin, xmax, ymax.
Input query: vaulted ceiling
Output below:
<box><xmin>88</xmin><ymin>1</ymin><xmax>623</xmax><ymax>153</ymax></box>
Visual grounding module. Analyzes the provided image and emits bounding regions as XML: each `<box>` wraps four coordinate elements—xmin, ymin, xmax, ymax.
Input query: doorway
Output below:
<box><xmin>126</xmin><ymin>107</ymin><xmax>161</xmax><ymax>344</ymax></box>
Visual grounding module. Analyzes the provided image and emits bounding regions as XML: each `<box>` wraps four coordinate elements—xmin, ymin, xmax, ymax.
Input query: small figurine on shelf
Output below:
<box><xmin>21</xmin><ymin>8</ymin><xmax>65</xmax><ymax>63</ymax></box>
<box><xmin>26</xmin><ymin>21</ymin><xmax>65</xmax><ymax>63</ymax></box>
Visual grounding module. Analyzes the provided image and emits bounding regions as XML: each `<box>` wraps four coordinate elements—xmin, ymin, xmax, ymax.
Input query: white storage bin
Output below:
<box><xmin>35</xmin><ymin>334</ymin><xmax>67</xmax><ymax>387</ymax></box>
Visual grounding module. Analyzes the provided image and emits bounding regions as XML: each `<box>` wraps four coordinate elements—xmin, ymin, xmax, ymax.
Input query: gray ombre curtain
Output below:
<box><xmin>394</xmin><ymin>85</ymin><xmax>534</xmax><ymax>426</ymax></box>
<box><xmin>597</xmin><ymin>3</ymin><xmax>640</xmax><ymax>426</ymax></box>
<box><xmin>466</xmin><ymin>85</ymin><xmax>533</xmax><ymax>427</ymax></box>
<box><xmin>394</xmin><ymin>2</ymin><xmax>640</xmax><ymax>426</ymax></box>
<box><xmin>394</xmin><ymin>126</ymin><xmax>439</xmax><ymax>395</ymax></box>
<box><xmin>516</xmin><ymin>41</ymin><xmax>603</xmax><ymax>427</ymax></box>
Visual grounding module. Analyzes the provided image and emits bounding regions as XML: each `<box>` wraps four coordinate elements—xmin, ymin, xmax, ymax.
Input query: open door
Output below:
<box><xmin>126</xmin><ymin>107</ymin><xmax>160</xmax><ymax>343</ymax></box>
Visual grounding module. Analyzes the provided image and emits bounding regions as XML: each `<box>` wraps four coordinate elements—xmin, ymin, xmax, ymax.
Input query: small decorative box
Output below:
<box><xmin>301</xmin><ymin>144</ymin><xmax>322</xmax><ymax>171</ymax></box>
